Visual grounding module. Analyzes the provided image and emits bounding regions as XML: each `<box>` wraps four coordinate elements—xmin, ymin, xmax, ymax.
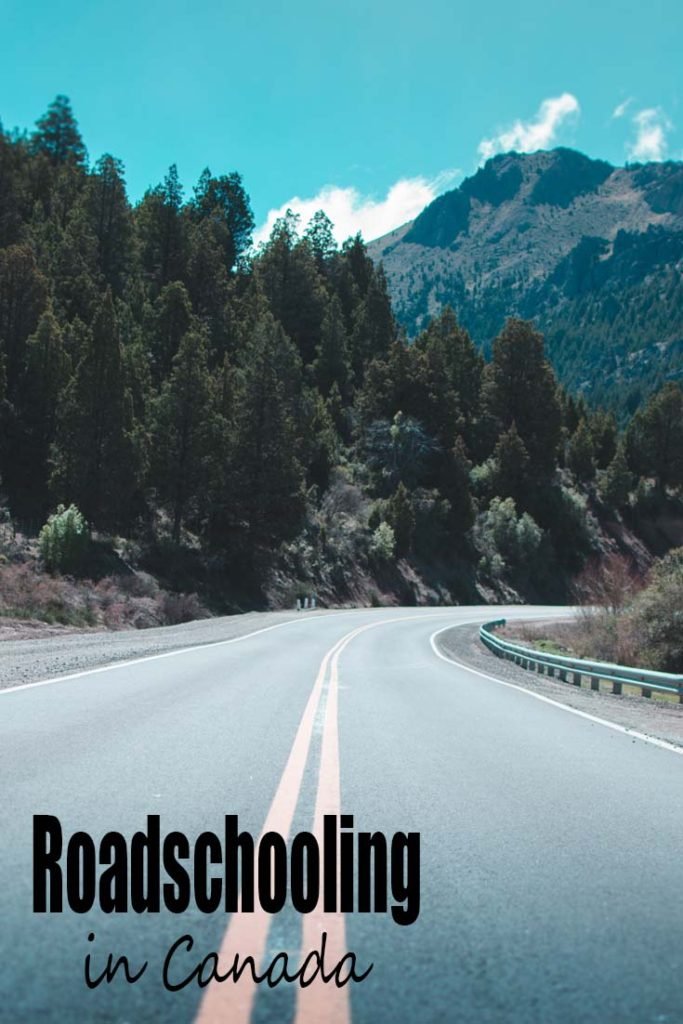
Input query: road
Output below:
<box><xmin>1</xmin><ymin>606</ymin><xmax>682</xmax><ymax>1023</ymax></box>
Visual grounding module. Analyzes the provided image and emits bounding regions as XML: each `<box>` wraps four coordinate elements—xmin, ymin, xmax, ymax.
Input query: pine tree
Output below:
<box><xmin>567</xmin><ymin>418</ymin><xmax>596</xmax><ymax>482</ymax></box>
<box><xmin>88</xmin><ymin>154</ymin><xmax>132</xmax><ymax>292</ymax></box>
<box><xmin>185</xmin><ymin>218</ymin><xmax>230</xmax><ymax>324</ymax></box>
<box><xmin>255</xmin><ymin>213</ymin><xmax>327</xmax><ymax>365</ymax></box>
<box><xmin>314</xmin><ymin>295</ymin><xmax>351</xmax><ymax>399</ymax></box>
<box><xmin>0</xmin><ymin>126</ymin><xmax>24</xmax><ymax>247</ymax></box>
<box><xmin>231</xmin><ymin>309</ymin><xmax>305</xmax><ymax>556</ymax></box>
<box><xmin>598</xmin><ymin>442</ymin><xmax>633</xmax><ymax>509</ymax></box>
<box><xmin>589</xmin><ymin>409</ymin><xmax>617</xmax><ymax>469</ymax></box>
<box><xmin>51</xmin><ymin>289</ymin><xmax>137</xmax><ymax>527</ymax></box>
<box><xmin>136</xmin><ymin>164</ymin><xmax>186</xmax><ymax>292</ymax></box>
<box><xmin>491</xmin><ymin>423</ymin><xmax>530</xmax><ymax>505</ymax></box>
<box><xmin>439</xmin><ymin>437</ymin><xmax>475</xmax><ymax>537</ymax></box>
<box><xmin>0</xmin><ymin>244</ymin><xmax>48</xmax><ymax>399</ymax></box>
<box><xmin>350</xmin><ymin>266</ymin><xmax>396</xmax><ymax>384</ymax></box>
<box><xmin>149</xmin><ymin>325</ymin><xmax>219</xmax><ymax>542</ymax></box>
<box><xmin>482</xmin><ymin>318</ymin><xmax>562</xmax><ymax>480</ymax></box>
<box><xmin>32</xmin><ymin>96</ymin><xmax>87</xmax><ymax>167</ymax></box>
<box><xmin>147</xmin><ymin>281</ymin><xmax>193</xmax><ymax>384</ymax></box>
<box><xmin>414</xmin><ymin>307</ymin><xmax>483</xmax><ymax>448</ymax></box>
<box><xmin>627</xmin><ymin>382</ymin><xmax>683</xmax><ymax>491</ymax></box>
<box><xmin>304</xmin><ymin>210</ymin><xmax>337</xmax><ymax>274</ymax></box>
<box><xmin>355</xmin><ymin>338</ymin><xmax>422</xmax><ymax>429</ymax></box>
<box><xmin>190</xmin><ymin>169</ymin><xmax>254</xmax><ymax>271</ymax></box>
<box><xmin>14</xmin><ymin>307</ymin><xmax>71</xmax><ymax>518</ymax></box>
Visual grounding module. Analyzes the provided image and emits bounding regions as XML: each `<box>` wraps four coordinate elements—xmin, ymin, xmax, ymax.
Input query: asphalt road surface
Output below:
<box><xmin>1</xmin><ymin>606</ymin><xmax>682</xmax><ymax>1023</ymax></box>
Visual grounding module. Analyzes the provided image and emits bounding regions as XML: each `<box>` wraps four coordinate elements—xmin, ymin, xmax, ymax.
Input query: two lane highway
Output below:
<box><xmin>1</xmin><ymin>606</ymin><xmax>681</xmax><ymax>1023</ymax></box>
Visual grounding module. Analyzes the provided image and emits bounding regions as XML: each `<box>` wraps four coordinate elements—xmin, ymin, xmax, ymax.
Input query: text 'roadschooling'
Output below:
<box><xmin>33</xmin><ymin>813</ymin><xmax>421</xmax><ymax>925</ymax></box>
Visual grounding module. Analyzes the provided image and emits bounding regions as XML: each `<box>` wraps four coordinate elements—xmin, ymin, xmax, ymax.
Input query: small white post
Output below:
<box><xmin>296</xmin><ymin>598</ymin><xmax>301</xmax><ymax>611</ymax></box>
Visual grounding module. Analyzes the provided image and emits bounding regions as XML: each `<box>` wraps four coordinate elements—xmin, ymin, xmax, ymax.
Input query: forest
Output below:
<box><xmin>1</xmin><ymin>97</ymin><xmax>682</xmax><ymax>619</ymax></box>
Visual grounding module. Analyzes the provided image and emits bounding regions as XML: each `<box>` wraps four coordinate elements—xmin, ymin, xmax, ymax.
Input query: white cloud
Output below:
<box><xmin>253</xmin><ymin>169</ymin><xmax>460</xmax><ymax>246</ymax></box>
<box><xmin>627</xmin><ymin>107</ymin><xmax>672</xmax><ymax>162</ymax></box>
<box><xmin>612</xmin><ymin>98</ymin><xmax>633</xmax><ymax>119</ymax></box>
<box><xmin>477</xmin><ymin>93</ymin><xmax>580</xmax><ymax>162</ymax></box>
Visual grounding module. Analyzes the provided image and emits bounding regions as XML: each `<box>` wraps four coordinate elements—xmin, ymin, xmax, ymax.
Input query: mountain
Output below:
<box><xmin>369</xmin><ymin>148</ymin><xmax>683</xmax><ymax>413</ymax></box>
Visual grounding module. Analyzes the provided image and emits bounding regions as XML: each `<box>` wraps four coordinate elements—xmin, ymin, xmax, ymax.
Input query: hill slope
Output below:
<box><xmin>369</xmin><ymin>149</ymin><xmax>683</xmax><ymax>412</ymax></box>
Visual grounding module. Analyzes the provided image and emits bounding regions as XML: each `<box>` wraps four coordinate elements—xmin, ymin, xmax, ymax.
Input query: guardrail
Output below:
<box><xmin>480</xmin><ymin>620</ymin><xmax>683</xmax><ymax>703</ymax></box>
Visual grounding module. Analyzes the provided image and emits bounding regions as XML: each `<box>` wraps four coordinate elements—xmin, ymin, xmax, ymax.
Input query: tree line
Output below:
<box><xmin>1</xmin><ymin>97</ymin><xmax>681</xmax><ymax>600</ymax></box>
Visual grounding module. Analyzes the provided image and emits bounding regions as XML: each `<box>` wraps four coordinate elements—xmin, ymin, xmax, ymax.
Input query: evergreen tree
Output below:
<box><xmin>255</xmin><ymin>212</ymin><xmax>327</xmax><ymax>365</ymax></box>
<box><xmin>314</xmin><ymin>294</ymin><xmax>351</xmax><ymax>399</ymax></box>
<box><xmin>47</xmin><ymin>197</ymin><xmax>101</xmax><ymax>324</ymax></box>
<box><xmin>51</xmin><ymin>289</ymin><xmax>137</xmax><ymax>527</ymax></box>
<box><xmin>414</xmin><ymin>307</ymin><xmax>483</xmax><ymax>448</ymax></box>
<box><xmin>490</xmin><ymin>424</ymin><xmax>531</xmax><ymax>505</ymax></box>
<box><xmin>185</xmin><ymin>218</ymin><xmax>230</xmax><ymax>324</ymax></box>
<box><xmin>304</xmin><ymin>210</ymin><xmax>337</xmax><ymax>274</ymax></box>
<box><xmin>190</xmin><ymin>169</ymin><xmax>254</xmax><ymax>271</ymax></box>
<box><xmin>627</xmin><ymin>382</ymin><xmax>683</xmax><ymax>491</ymax></box>
<box><xmin>439</xmin><ymin>437</ymin><xmax>475</xmax><ymax>537</ymax></box>
<box><xmin>567</xmin><ymin>418</ymin><xmax>596</xmax><ymax>482</ymax></box>
<box><xmin>0</xmin><ymin>244</ymin><xmax>48</xmax><ymax>399</ymax></box>
<box><xmin>147</xmin><ymin>281</ymin><xmax>193</xmax><ymax>384</ymax></box>
<box><xmin>0</xmin><ymin>126</ymin><xmax>25</xmax><ymax>247</ymax></box>
<box><xmin>350</xmin><ymin>266</ymin><xmax>396</xmax><ymax>383</ymax></box>
<box><xmin>136</xmin><ymin>164</ymin><xmax>186</xmax><ymax>291</ymax></box>
<box><xmin>87</xmin><ymin>154</ymin><xmax>132</xmax><ymax>292</ymax></box>
<box><xmin>598</xmin><ymin>442</ymin><xmax>634</xmax><ymax>509</ymax></box>
<box><xmin>589</xmin><ymin>409</ymin><xmax>617</xmax><ymax>469</ymax></box>
<box><xmin>355</xmin><ymin>338</ymin><xmax>422</xmax><ymax>429</ymax></box>
<box><xmin>13</xmin><ymin>307</ymin><xmax>71</xmax><ymax>518</ymax></box>
<box><xmin>32</xmin><ymin>96</ymin><xmax>87</xmax><ymax>167</ymax></box>
<box><xmin>482</xmin><ymin>318</ymin><xmax>562</xmax><ymax>480</ymax></box>
<box><xmin>231</xmin><ymin>309</ymin><xmax>305</xmax><ymax>555</ymax></box>
<box><xmin>150</xmin><ymin>325</ymin><xmax>219</xmax><ymax>542</ymax></box>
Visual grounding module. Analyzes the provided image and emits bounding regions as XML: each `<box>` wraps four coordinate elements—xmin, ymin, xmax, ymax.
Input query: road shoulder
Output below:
<box><xmin>0</xmin><ymin>609</ymin><xmax>336</xmax><ymax>692</ymax></box>
<box><xmin>435</xmin><ymin>621</ymin><xmax>683</xmax><ymax>750</ymax></box>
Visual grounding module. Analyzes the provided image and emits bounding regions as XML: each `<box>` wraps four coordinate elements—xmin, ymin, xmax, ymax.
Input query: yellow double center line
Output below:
<box><xmin>195</xmin><ymin>613</ymin><xmax>451</xmax><ymax>1024</ymax></box>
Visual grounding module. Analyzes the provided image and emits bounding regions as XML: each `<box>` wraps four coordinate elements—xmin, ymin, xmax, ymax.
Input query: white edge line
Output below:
<box><xmin>429</xmin><ymin>623</ymin><xmax>683</xmax><ymax>758</ymax></box>
<box><xmin>0</xmin><ymin>606</ymin><xmax>582</xmax><ymax>699</ymax></box>
<box><xmin>0</xmin><ymin>607</ymin><xmax>468</xmax><ymax>697</ymax></box>
<box><xmin>0</xmin><ymin>611</ymin><xmax>359</xmax><ymax>696</ymax></box>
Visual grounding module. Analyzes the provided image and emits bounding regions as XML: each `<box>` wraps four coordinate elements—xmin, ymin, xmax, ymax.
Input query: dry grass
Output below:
<box><xmin>0</xmin><ymin>562</ymin><xmax>208</xmax><ymax>631</ymax></box>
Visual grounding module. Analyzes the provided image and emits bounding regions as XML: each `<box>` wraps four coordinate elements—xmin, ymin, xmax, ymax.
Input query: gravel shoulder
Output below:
<box><xmin>436</xmin><ymin>621</ymin><xmax>683</xmax><ymax>750</ymax></box>
<box><xmin>0</xmin><ymin>609</ymin><xmax>336</xmax><ymax>691</ymax></box>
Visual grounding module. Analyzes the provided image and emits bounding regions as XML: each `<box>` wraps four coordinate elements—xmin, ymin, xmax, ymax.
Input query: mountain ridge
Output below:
<box><xmin>369</xmin><ymin>148</ymin><xmax>683</xmax><ymax>411</ymax></box>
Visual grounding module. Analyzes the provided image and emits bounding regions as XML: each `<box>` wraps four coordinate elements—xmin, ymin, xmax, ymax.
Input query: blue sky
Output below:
<box><xmin>1</xmin><ymin>0</ymin><xmax>681</xmax><ymax>242</ymax></box>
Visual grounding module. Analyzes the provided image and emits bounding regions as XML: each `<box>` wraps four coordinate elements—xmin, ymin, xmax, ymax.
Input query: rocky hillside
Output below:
<box><xmin>369</xmin><ymin>149</ymin><xmax>683</xmax><ymax>413</ymax></box>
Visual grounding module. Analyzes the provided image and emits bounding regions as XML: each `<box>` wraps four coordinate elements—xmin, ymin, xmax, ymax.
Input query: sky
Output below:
<box><xmin>1</xmin><ymin>0</ymin><xmax>681</xmax><ymax>244</ymax></box>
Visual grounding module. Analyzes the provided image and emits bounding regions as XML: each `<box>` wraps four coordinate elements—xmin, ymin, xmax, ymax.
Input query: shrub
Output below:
<box><xmin>538</xmin><ymin>484</ymin><xmax>600</xmax><ymax>571</ymax></box>
<box><xmin>473</xmin><ymin>497</ymin><xmax>542</xmax><ymax>577</ymax></box>
<box><xmin>572</xmin><ymin>553</ymin><xmax>642</xmax><ymax>616</ymax></box>
<box><xmin>158</xmin><ymin>591</ymin><xmax>208</xmax><ymax>625</ymax></box>
<box><xmin>629</xmin><ymin>548</ymin><xmax>683</xmax><ymax>671</ymax></box>
<box><xmin>369</xmin><ymin>522</ymin><xmax>396</xmax><ymax>562</ymax></box>
<box><xmin>38</xmin><ymin>504</ymin><xmax>90</xmax><ymax>574</ymax></box>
